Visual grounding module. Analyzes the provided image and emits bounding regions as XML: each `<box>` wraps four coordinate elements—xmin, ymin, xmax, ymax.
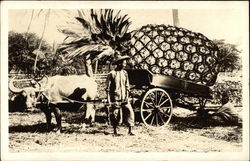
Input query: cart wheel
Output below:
<box><xmin>140</xmin><ymin>88</ymin><xmax>173</xmax><ymax>127</ymax></box>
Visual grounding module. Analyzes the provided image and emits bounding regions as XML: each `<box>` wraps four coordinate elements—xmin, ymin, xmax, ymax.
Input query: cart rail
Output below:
<box><xmin>126</xmin><ymin>69</ymin><xmax>211</xmax><ymax>99</ymax></box>
<box><xmin>151</xmin><ymin>74</ymin><xmax>211</xmax><ymax>99</ymax></box>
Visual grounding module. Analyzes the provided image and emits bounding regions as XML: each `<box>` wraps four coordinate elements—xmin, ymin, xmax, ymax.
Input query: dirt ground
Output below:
<box><xmin>8</xmin><ymin>106</ymin><xmax>242</xmax><ymax>153</ymax></box>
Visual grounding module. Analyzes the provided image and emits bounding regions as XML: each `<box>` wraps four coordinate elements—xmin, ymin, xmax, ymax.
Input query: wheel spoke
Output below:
<box><xmin>158</xmin><ymin>91</ymin><xmax>164</xmax><ymax>106</ymax></box>
<box><xmin>144</xmin><ymin>101</ymin><xmax>155</xmax><ymax>108</ymax></box>
<box><xmin>158</xmin><ymin>112</ymin><xmax>165</xmax><ymax>124</ymax></box>
<box><xmin>159</xmin><ymin>98</ymin><xmax>169</xmax><ymax>107</ymax></box>
<box><xmin>150</xmin><ymin>114</ymin><xmax>155</xmax><ymax>125</ymax></box>
<box><xmin>155</xmin><ymin>90</ymin><xmax>158</xmax><ymax>105</ymax></box>
<box><xmin>161</xmin><ymin>108</ymin><xmax>169</xmax><ymax>115</ymax></box>
<box><xmin>148</xmin><ymin>93</ymin><xmax>156</xmax><ymax>107</ymax></box>
<box><xmin>142</xmin><ymin>108</ymin><xmax>154</xmax><ymax>112</ymax></box>
<box><xmin>155</xmin><ymin>113</ymin><xmax>158</xmax><ymax>126</ymax></box>
<box><xmin>161</xmin><ymin>106</ymin><xmax>172</xmax><ymax>110</ymax></box>
<box><xmin>160</xmin><ymin>111</ymin><xmax>170</xmax><ymax>118</ymax></box>
<box><xmin>144</xmin><ymin>111</ymin><xmax>153</xmax><ymax>121</ymax></box>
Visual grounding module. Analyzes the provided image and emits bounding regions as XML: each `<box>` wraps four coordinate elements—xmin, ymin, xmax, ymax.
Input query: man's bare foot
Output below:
<box><xmin>128</xmin><ymin>132</ymin><xmax>135</xmax><ymax>136</ymax></box>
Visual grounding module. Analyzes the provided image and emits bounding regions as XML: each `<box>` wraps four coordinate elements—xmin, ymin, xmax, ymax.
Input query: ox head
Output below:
<box><xmin>9</xmin><ymin>76</ymin><xmax>47</xmax><ymax>111</ymax></box>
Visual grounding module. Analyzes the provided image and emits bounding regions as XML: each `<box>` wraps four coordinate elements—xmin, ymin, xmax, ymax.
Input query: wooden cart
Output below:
<box><xmin>126</xmin><ymin>69</ymin><xmax>212</xmax><ymax>127</ymax></box>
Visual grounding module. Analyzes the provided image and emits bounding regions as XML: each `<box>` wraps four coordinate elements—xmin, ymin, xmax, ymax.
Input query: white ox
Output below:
<box><xmin>9</xmin><ymin>75</ymin><xmax>98</xmax><ymax>132</ymax></box>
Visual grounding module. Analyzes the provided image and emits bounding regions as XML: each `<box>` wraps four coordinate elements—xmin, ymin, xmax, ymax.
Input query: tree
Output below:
<box><xmin>57</xmin><ymin>9</ymin><xmax>132</xmax><ymax>77</ymax></box>
<box><xmin>33</xmin><ymin>9</ymin><xmax>51</xmax><ymax>74</ymax></box>
<box><xmin>8</xmin><ymin>31</ymin><xmax>52</xmax><ymax>74</ymax></box>
<box><xmin>23</xmin><ymin>9</ymin><xmax>63</xmax><ymax>74</ymax></box>
<box><xmin>213</xmin><ymin>39</ymin><xmax>241</xmax><ymax>72</ymax></box>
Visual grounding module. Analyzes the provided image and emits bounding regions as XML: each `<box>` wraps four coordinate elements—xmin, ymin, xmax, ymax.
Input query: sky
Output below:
<box><xmin>7</xmin><ymin>2</ymin><xmax>248</xmax><ymax>52</ymax></box>
<box><xmin>5</xmin><ymin>1</ymin><xmax>249</xmax><ymax>53</ymax></box>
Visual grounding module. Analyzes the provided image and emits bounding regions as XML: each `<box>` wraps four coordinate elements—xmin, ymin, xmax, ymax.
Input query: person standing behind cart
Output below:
<box><xmin>106</xmin><ymin>54</ymin><xmax>135</xmax><ymax>136</ymax></box>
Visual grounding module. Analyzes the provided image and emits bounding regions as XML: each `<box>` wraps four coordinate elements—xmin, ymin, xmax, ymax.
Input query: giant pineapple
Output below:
<box><xmin>128</xmin><ymin>24</ymin><xmax>220</xmax><ymax>86</ymax></box>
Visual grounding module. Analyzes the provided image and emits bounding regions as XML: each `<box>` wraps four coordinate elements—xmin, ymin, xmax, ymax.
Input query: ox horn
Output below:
<box><xmin>9</xmin><ymin>76</ymin><xmax>23</xmax><ymax>93</ymax></box>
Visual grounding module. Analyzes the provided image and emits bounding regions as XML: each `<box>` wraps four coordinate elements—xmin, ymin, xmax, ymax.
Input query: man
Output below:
<box><xmin>212</xmin><ymin>91</ymin><xmax>242</xmax><ymax>125</ymax></box>
<box><xmin>106</xmin><ymin>55</ymin><xmax>135</xmax><ymax>136</ymax></box>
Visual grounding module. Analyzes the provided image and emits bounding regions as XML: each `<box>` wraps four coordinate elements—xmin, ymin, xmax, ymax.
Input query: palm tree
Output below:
<box><xmin>57</xmin><ymin>9</ymin><xmax>132</xmax><ymax>77</ymax></box>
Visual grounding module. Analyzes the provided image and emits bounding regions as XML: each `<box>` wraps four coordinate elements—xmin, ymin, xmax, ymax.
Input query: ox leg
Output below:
<box><xmin>85</xmin><ymin>103</ymin><xmax>96</xmax><ymax>126</ymax></box>
<box><xmin>40</xmin><ymin>106</ymin><xmax>52</xmax><ymax>132</ymax></box>
<box><xmin>52</xmin><ymin>106</ymin><xmax>62</xmax><ymax>132</ymax></box>
<box><xmin>44</xmin><ymin>110</ymin><xmax>52</xmax><ymax>132</ymax></box>
<box><xmin>90</xmin><ymin>105</ymin><xmax>96</xmax><ymax>123</ymax></box>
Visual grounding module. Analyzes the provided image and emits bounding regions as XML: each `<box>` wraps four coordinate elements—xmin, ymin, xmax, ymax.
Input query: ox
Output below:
<box><xmin>9</xmin><ymin>75</ymin><xmax>98</xmax><ymax>132</ymax></box>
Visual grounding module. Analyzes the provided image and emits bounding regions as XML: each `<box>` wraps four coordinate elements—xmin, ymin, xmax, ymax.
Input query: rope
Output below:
<box><xmin>60</xmin><ymin>96</ymin><xmax>105</xmax><ymax>104</ymax></box>
<box><xmin>36</xmin><ymin>93</ymin><xmax>133</xmax><ymax>106</ymax></box>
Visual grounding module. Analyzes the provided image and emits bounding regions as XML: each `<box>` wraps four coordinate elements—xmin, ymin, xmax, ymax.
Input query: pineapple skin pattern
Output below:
<box><xmin>129</xmin><ymin>24</ymin><xmax>220</xmax><ymax>86</ymax></box>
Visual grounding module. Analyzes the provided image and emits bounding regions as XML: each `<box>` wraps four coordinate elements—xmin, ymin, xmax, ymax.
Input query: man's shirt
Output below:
<box><xmin>106</xmin><ymin>69</ymin><xmax>130</xmax><ymax>102</ymax></box>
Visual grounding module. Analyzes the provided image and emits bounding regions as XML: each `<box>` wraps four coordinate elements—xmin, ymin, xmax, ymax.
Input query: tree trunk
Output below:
<box><xmin>84</xmin><ymin>59</ymin><xmax>93</xmax><ymax>77</ymax></box>
<box><xmin>172</xmin><ymin>9</ymin><xmax>179</xmax><ymax>27</ymax></box>
<box><xmin>25</xmin><ymin>10</ymin><xmax>34</xmax><ymax>40</ymax></box>
<box><xmin>33</xmin><ymin>9</ymin><xmax>50</xmax><ymax>74</ymax></box>
<box><xmin>94</xmin><ymin>60</ymin><xmax>98</xmax><ymax>74</ymax></box>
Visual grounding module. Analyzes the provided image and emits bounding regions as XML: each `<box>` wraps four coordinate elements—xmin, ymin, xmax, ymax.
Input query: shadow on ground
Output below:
<box><xmin>9</xmin><ymin>123</ymin><xmax>55</xmax><ymax>133</ymax></box>
<box><xmin>169</xmin><ymin>114</ymin><xmax>242</xmax><ymax>143</ymax></box>
<box><xmin>9</xmin><ymin>110</ymin><xmax>241</xmax><ymax>138</ymax></box>
<box><xmin>170</xmin><ymin>114</ymin><xmax>242</xmax><ymax>131</ymax></box>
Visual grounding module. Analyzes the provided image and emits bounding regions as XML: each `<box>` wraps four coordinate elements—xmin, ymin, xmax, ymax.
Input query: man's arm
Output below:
<box><xmin>125</xmin><ymin>71</ymin><xmax>130</xmax><ymax>101</ymax></box>
<box><xmin>106</xmin><ymin>72</ymin><xmax>112</xmax><ymax>105</ymax></box>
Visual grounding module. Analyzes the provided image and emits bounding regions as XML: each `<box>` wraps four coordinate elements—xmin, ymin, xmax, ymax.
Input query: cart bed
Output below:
<box><xmin>126</xmin><ymin>69</ymin><xmax>211</xmax><ymax>99</ymax></box>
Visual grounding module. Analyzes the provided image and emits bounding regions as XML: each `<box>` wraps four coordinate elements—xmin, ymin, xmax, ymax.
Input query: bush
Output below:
<box><xmin>210</xmin><ymin>80</ymin><xmax>242</xmax><ymax>106</ymax></box>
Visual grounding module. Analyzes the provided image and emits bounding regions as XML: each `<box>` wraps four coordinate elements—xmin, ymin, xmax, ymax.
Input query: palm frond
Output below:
<box><xmin>77</xmin><ymin>10</ymin><xmax>84</xmax><ymax>19</ymax></box>
<box><xmin>100</xmin><ymin>10</ymin><xmax>106</xmax><ymax>30</ymax></box>
<box><xmin>93</xmin><ymin>46</ymin><xmax>115</xmax><ymax>61</ymax></box>
<box><xmin>64</xmin><ymin>37</ymin><xmax>92</xmax><ymax>46</ymax></box>
<box><xmin>57</xmin><ymin>28</ymin><xmax>81</xmax><ymax>38</ymax></box>
<box><xmin>119</xmin><ymin>19</ymin><xmax>131</xmax><ymax>37</ymax></box>
<box><xmin>92</xmin><ymin>12</ymin><xmax>102</xmax><ymax>32</ymax></box>
<box><xmin>106</xmin><ymin>10</ymin><xmax>114</xmax><ymax>34</ymax></box>
<box><xmin>78</xmin><ymin>9</ymin><xmax>100</xmax><ymax>34</ymax></box>
<box><xmin>75</xmin><ymin>17</ymin><xmax>91</xmax><ymax>30</ymax></box>
<box><xmin>64</xmin><ymin>44</ymin><xmax>103</xmax><ymax>58</ymax></box>
<box><xmin>58</xmin><ymin>9</ymin><xmax>131</xmax><ymax>63</ymax></box>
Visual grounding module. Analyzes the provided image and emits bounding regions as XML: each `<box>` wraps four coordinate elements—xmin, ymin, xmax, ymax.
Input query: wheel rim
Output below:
<box><xmin>140</xmin><ymin>88</ymin><xmax>173</xmax><ymax>127</ymax></box>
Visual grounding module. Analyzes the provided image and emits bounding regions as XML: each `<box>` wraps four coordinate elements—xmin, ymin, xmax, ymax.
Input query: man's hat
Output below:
<box><xmin>113</xmin><ymin>55</ymin><xmax>130</xmax><ymax>65</ymax></box>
